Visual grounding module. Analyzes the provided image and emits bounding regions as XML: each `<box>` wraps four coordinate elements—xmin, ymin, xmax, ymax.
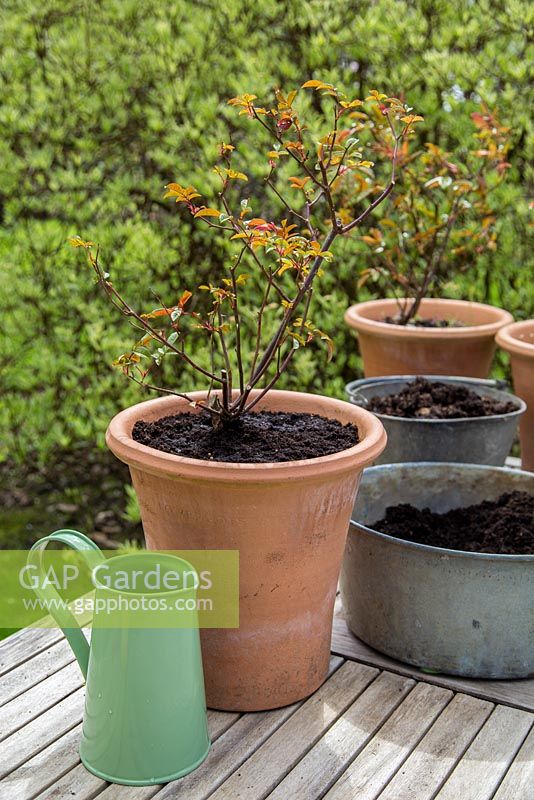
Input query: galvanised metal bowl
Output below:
<box><xmin>341</xmin><ymin>462</ymin><xmax>534</xmax><ymax>678</ymax></box>
<box><xmin>345</xmin><ymin>376</ymin><xmax>526</xmax><ymax>466</ymax></box>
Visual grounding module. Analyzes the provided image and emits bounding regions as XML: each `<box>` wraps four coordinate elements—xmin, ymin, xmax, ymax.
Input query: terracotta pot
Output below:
<box><xmin>496</xmin><ymin>320</ymin><xmax>534</xmax><ymax>471</ymax></box>
<box><xmin>106</xmin><ymin>389</ymin><xmax>386</xmax><ymax>711</ymax></box>
<box><xmin>344</xmin><ymin>298</ymin><xmax>513</xmax><ymax>377</ymax></box>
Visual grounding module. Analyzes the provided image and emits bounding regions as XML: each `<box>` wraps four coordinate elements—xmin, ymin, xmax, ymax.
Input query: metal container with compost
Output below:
<box><xmin>340</xmin><ymin>463</ymin><xmax>534</xmax><ymax>679</ymax></box>
<box><xmin>345</xmin><ymin>376</ymin><xmax>525</xmax><ymax>465</ymax></box>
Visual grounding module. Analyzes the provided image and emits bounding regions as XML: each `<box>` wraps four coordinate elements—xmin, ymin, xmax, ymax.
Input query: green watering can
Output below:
<box><xmin>28</xmin><ymin>530</ymin><xmax>210</xmax><ymax>786</ymax></box>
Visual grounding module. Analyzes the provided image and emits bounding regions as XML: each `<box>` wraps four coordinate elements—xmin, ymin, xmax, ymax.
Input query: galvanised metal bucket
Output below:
<box><xmin>345</xmin><ymin>376</ymin><xmax>526</xmax><ymax>466</ymax></box>
<box><xmin>340</xmin><ymin>463</ymin><xmax>534</xmax><ymax>678</ymax></box>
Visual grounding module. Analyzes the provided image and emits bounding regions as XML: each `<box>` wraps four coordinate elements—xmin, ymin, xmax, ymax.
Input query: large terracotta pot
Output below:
<box><xmin>344</xmin><ymin>298</ymin><xmax>513</xmax><ymax>377</ymax></box>
<box><xmin>496</xmin><ymin>320</ymin><xmax>534</xmax><ymax>471</ymax></box>
<box><xmin>106</xmin><ymin>389</ymin><xmax>386</xmax><ymax>711</ymax></box>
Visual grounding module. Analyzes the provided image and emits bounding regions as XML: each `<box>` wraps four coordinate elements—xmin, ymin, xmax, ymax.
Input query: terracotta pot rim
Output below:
<box><xmin>496</xmin><ymin>320</ymin><xmax>534</xmax><ymax>359</ymax></box>
<box><xmin>105</xmin><ymin>389</ymin><xmax>387</xmax><ymax>483</ymax></box>
<box><xmin>345</xmin><ymin>298</ymin><xmax>513</xmax><ymax>340</ymax></box>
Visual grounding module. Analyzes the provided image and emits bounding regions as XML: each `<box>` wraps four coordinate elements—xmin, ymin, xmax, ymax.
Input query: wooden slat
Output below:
<box><xmin>376</xmin><ymin>693</ymin><xmax>493</xmax><ymax>800</ymax></box>
<box><xmin>0</xmin><ymin>687</ymin><xmax>85</xmax><ymax>779</ymax></box>
<box><xmin>332</xmin><ymin>616</ymin><xmax>534</xmax><ymax>712</ymax></box>
<box><xmin>36</xmin><ymin>710</ymin><xmax>240</xmax><ymax>800</ymax></box>
<box><xmin>324</xmin><ymin>681</ymin><xmax>453</xmax><ymax>800</ymax></box>
<box><xmin>34</xmin><ymin>762</ymin><xmax>104</xmax><ymax>800</ymax></box>
<box><xmin>0</xmin><ymin>628</ymin><xmax>62</xmax><ymax>677</ymax></box>
<box><xmin>267</xmin><ymin>671</ymin><xmax>414</xmax><ymax>800</ymax></box>
<box><xmin>208</xmin><ymin>660</ymin><xmax>378</xmax><ymax>800</ymax></box>
<box><xmin>0</xmin><ymin>661</ymin><xmax>83</xmax><ymax>741</ymax></box>
<box><xmin>0</xmin><ymin>724</ymin><xmax>82</xmax><ymax>799</ymax></box>
<box><xmin>1</xmin><ymin>711</ymin><xmax>237</xmax><ymax>800</ymax></box>
<box><xmin>143</xmin><ymin>705</ymin><xmax>299</xmax><ymax>800</ymax></box>
<box><xmin>0</xmin><ymin>639</ymin><xmax>75</xmax><ymax>708</ymax></box>
<box><xmin>493</xmin><ymin>725</ymin><xmax>534</xmax><ymax>800</ymax></box>
<box><xmin>435</xmin><ymin>705</ymin><xmax>534</xmax><ymax>800</ymax></box>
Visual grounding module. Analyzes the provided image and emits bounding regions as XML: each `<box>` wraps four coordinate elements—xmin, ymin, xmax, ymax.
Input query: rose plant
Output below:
<box><xmin>71</xmin><ymin>82</ymin><xmax>422</xmax><ymax>427</ymax></box>
<box><xmin>337</xmin><ymin>105</ymin><xmax>511</xmax><ymax>325</ymax></box>
<box><xmin>70</xmin><ymin>81</ymin><xmax>424</xmax><ymax>711</ymax></box>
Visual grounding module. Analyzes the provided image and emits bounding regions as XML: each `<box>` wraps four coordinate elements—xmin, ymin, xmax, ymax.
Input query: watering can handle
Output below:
<box><xmin>27</xmin><ymin>530</ymin><xmax>105</xmax><ymax>679</ymax></box>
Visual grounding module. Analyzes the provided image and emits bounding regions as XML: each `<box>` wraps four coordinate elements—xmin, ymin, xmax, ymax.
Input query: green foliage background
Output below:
<box><xmin>1</xmin><ymin>0</ymin><xmax>533</xmax><ymax>468</ymax></box>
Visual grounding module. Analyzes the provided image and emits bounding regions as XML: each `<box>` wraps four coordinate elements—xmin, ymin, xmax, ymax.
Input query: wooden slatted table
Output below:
<box><xmin>1</xmin><ymin>618</ymin><xmax>533</xmax><ymax>800</ymax></box>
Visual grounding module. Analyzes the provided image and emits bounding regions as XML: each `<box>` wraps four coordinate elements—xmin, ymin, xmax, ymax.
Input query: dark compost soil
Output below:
<box><xmin>383</xmin><ymin>316</ymin><xmax>464</xmax><ymax>328</ymax></box>
<box><xmin>132</xmin><ymin>411</ymin><xmax>359</xmax><ymax>463</ymax></box>
<box><xmin>371</xmin><ymin>491</ymin><xmax>534</xmax><ymax>554</ymax></box>
<box><xmin>368</xmin><ymin>377</ymin><xmax>518</xmax><ymax>419</ymax></box>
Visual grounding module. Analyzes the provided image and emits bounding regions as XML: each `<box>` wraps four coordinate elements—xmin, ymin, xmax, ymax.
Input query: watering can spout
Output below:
<box><xmin>27</xmin><ymin>530</ymin><xmax>105</xmax><ymax>678</ymax></box>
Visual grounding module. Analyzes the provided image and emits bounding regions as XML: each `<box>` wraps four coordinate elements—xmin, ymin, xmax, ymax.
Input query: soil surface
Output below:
<box><xmin>368</xmin><ymin>377</ymin><xmax>518</xmax><ymax>419</ymax></box>
<box><xmin>371</xmin><ymin>491</ymin><xmax>534</xmax><ymax>554</ymax></box>
<box><xmin>132</xmin><ymin>411</ymin><xmax>359</xmax><ymax>463</ymax></box>
<box><xmin>383</xmin><ymin>316</ymin><xmax>464</xmax><ymax>328</ymax></box>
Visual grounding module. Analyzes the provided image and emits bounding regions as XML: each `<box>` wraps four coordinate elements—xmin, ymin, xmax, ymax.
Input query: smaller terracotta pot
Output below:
<box><xmin>496</xmin><ymin>320</ymin><xmax>534</xmax><ymax>471</ymax></box>
<box><xmin>344</xmin><ymin>298</ymin><xmax>513</xmax><ymax>378</ymax></box>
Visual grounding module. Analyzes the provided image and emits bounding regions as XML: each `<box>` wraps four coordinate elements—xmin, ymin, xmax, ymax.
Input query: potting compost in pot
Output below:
<box><xmin>340</xmin><ymin>463</ymin><xmax>534</xmax><ymax>679</ymax></box>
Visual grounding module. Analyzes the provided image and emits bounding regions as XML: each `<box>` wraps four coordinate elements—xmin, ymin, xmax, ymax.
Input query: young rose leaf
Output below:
<box><xmin>320</xmin><ymin>334</ymin><xmax>334</xmax><ymax>362</ymax></box>
<box><xmin>285</xmin><ymin>89</ymin><xmax>297</xmax><ymax>106</ymax></box>
<box><xmin>277</xmin><ymin>261</ymin><xmax>295</xmax><ymax>276</ymax></box>
<box><xmin>357</xmin><ymin>269</ymin><xmax>372</xmax><ymax>289</ymax></box>
<box><xmin>289</xmin><ymin>176</ymin><xmax>310</xmax><ymax>190</ymax></box>
<box><xmin>164</xmin><ymin>183</ymin><xmax>201</xmax><ymax>202</ymax></box>
<box><xmin>113</xmin><ymin>352</ymin><xmax>141</xmax><ymax>367</ymax></box>
<box><xmin>289</xmin><ymin>331</ymin><xmax>306</xmax><ymax>347</ymax></box>
<box><xmin>218</xmin><ymin>142</ymin><xmax>235</xmax><ymax>155</ymax></box>
<box><xmin>194</xmin><ymin>207</ymin><xmax>221</xmax><ymax>218</ymax></box>
<box><xmin>339</xmin><ymin>99</ymin><xmax>363</xmax><ymax>109</ymax></box>
<box><xmin>302</xmin><ymin>80</ymin><xmax>334</xmax><ymax>91</ymax></box>
<box><xmin>179</xmin><ymin>290</ymin><xmax>193</xmax><ymax>307</ymax></box>
<box><xmin>141</xmin><ymin>308</ymin><xmax>170</xmax><ymax>319</ymax></box>
<box><xmin>68</xmin><ymin>236</ymin><xmax>93</xmax><ymax>248</ymax></box>
<box><xmin>226</xmin><ymin>169</ymin><xmax>248</xmax><ymax>181</ymax></box>
<box><xmin>366</xmin><ymin>90</ymin><xmax>387</xmax><ymax>101</ymax></box>
<box><xmin>227</xmin><ymin>93</ymin><xmax>257</xmax><ymax>107</ymax></box>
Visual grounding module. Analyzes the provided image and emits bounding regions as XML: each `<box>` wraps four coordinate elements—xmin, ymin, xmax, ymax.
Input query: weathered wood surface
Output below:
<box><xmin>435</xmin><ymin>705</ymin><xmax>534</xmax><ymax>800</ymax></box>
<box><xmin>0</xmin><ymin>627</ymin><xmax>533</xmax><ymax>800</ymax></box>
<box><xmin>493</xmin><ymin>725</ymin><xmax>534</xmax><ymax>800</ymax></box>
<box><xmin>331</xmin><ymin>615</ymin><xmax>534</xmax><ymax>712</ymax></box>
